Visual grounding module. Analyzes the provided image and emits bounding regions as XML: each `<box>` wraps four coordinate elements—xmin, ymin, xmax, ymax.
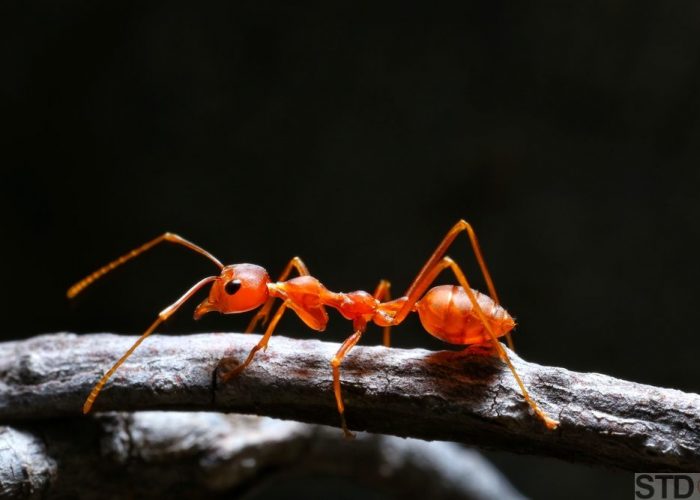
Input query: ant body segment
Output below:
<box><xmin>69</xmin><ymin>220</ymin><xmax>559</xmax><ymax>434</ymax></box>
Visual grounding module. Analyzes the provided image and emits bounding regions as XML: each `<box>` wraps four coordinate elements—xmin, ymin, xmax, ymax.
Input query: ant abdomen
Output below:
<box><xmin>415</xmin><ymin>285</ymin><xmax>515</xmax><ymax>345</ymax></box>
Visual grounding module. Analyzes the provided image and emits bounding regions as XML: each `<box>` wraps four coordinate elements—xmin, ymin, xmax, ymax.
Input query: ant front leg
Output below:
<box><xmin>83</xmin><ymin>275</ymin><xmax>219</xmax><ymax>414</ymax></box>
<box><xmin>246</xmin><ymin>256</ymin><xmax>309</xmax><ymax>333</ymax></box>
<box><xmin>220</xmin><ymin>301</ymin><xmax>290</xmax><ymax>382</ymax></box>
<box><xmin>330</xmin><ymin>321</ymin><xmax>368</xmax><ymax>439</ymax></box>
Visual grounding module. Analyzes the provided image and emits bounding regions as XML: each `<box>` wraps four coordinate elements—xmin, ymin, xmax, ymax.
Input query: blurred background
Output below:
<box><xmin>3</xmin><ymin>1</ymin><xmax>700</xmax><ymax>498</ymax></box>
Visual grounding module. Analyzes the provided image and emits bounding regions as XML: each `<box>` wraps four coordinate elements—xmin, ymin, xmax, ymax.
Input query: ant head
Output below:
<box><xmin>194</xmin><ymin>264</ymin><xmax>270</xmax><ymax>319</ymax></box>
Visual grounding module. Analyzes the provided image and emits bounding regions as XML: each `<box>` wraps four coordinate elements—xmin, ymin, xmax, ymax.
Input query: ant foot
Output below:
<box><xmin>340</xmin><ymin>414</ymin><xmax>355</xmax><ymax>439</ymax></box>
<box><xmin>541</xmin><ymin>414</ymin><xmax>560</xmax><ymax>430</ymax></box>
<box><xmin>217</xmin><ymin>357</ymin><xmax>244</xmax><ymax>382</ymax></box>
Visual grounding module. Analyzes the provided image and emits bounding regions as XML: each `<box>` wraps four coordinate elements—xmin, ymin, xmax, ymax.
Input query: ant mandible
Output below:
<box><xmin>69</xmin><ymin>220</ymin><xmax>559</xmax><ymax>435</ymax></box>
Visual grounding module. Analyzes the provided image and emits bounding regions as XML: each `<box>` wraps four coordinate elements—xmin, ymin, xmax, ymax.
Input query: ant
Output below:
<box><xmin>69</xmin><ymin>220</ymin><xmax>559</xmax><ymax>435</ymax></box>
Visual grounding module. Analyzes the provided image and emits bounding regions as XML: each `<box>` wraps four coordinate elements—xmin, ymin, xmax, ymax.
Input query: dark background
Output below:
<box><xmin>3</xmin><ymin>2</ymin><xmax>700</xmax><ymax>498</ymax></box>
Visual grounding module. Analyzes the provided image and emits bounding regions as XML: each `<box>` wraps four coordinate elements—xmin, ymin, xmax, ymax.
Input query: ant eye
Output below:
<box><xmin>224</xmin><ymin>279</ymin><xmax>242</xmax><ymax>295</ymax></box>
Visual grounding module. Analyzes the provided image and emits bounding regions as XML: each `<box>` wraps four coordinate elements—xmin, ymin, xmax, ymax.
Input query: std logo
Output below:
<box><xmin>635</xmin><ymin>474</ymin><xmax>700</xmax><ymax>499</ymax></box>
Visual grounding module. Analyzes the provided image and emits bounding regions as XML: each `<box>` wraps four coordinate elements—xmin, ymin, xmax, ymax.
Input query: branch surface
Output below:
<box><xmin>0</xmin><ymin>332</ymin><xmax>698</xmax><ymax>471</ymax></box>
<box><xmin>0</xmin><ymin>413</ymin><xmax>524</xmax><ymax>499</ymax></box>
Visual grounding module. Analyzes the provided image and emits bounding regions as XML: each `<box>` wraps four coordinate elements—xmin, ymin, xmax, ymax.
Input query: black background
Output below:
<box><xmin>3</xmin><ymin>2</ymin><xmax>700</xmax><ymax>498</ymax></box>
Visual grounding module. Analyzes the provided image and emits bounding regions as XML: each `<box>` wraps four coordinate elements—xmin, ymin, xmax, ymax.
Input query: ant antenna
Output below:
<box><xmin>67</xmin><ymin>233</ymin><xmax>223</xmax><ymax>299</ymax></box>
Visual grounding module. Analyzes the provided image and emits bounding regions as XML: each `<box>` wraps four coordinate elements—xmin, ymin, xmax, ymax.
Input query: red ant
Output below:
<box><xmin>69</xmin><ymin>220</ymin><xmax>559</xmax><ymax>435</ymax></box>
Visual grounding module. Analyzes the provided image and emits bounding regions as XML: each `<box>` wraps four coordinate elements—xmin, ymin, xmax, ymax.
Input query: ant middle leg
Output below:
<box><xmin>329</xmin><ymin>280</ymin><xmax>390</xmax><ymax>437</ymax></box>
<box><xmin>330</xmin><ymin>323</ymin><xmax>368</xmax><ymax>439</ymax></box>
<box><xmin>372</xmin><ymin>279</ymin><xmax>392</xmax><ymax>347</ymax></box>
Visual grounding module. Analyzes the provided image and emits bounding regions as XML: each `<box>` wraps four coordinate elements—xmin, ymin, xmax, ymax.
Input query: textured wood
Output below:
<box><xmin>0</xmin><ymin>332</ymin><xmax>698</xmax><ymax>471</ymax></box>
<box><xmin>0</xmin><ymin>413</ymin><xmax>524</xmax><ymax>499</ymax></box>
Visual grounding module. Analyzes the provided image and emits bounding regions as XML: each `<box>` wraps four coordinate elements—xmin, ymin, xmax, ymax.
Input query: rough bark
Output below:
<box><xmin>0</xmin><ymin>332</ymin><xmax>698</xmax><ymax>472</ymax></box>
<box><xmin>0</xmin><ymin>413</ymin><xmax>524</xmax><ymax>499</ymax></box>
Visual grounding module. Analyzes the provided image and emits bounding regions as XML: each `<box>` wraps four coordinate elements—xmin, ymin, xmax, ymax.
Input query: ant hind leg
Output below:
<box><xmin>387</xmin><ymin>250</ymin><xmax>557</xmax><ymax>430</ymax></box>
<box><xmin>391</xmin><ymin>220</ymin><xmax>514</xmax><ymax>350</ymax></box>
<box><xmin>440</xmin><ymin>257</ymin><xmax>558</xmax><ymax>429</ymax></box>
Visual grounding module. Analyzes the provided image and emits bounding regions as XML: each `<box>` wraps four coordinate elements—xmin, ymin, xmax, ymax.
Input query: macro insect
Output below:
<box><xmin>69</xmin><ymin>220</ymin><xmax>559</xmax><ymax>434</ymax></box>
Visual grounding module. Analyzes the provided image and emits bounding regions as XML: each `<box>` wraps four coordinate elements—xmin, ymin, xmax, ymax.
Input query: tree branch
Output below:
<box><xmin>0</xmin><ymin>413</ymin><xmax>525</xmax><ymax>499</ymax></box>
<box><xmin>0</xmin><ymin>332</ymin><xmax>698</xmax><ymax>471</ymax></box>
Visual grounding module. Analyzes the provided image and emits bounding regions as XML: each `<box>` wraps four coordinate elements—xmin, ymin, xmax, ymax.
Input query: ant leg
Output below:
<box><xmin>393</xmin><ymin>220</ymin><xmax>514</xmax><ymax>349</ymax></box>
<box><xmin>372</xmin><ymin>280</ymin><xmax>392</xmax><ymax>347</ymax></box>
<box><xmin>68</xmin><ymin>233</ymin><xmax>223</xmax><ymax>299</ymax></box>
<box><xmin>221</xmin><ymin>301</ymin><xmax>290</xmax><ymax>382</ymax></box>
<box><xmin>330</xmin><ymin>325</ymin><xmax>367</xmax><ymax>438</ymax></box>
<box><xmin>246</xmin><ymin>256</ymin><xmax>309</xmax><ymax>333</ymax></box>
<box><xmin>330</xmin><ymin>279</ymin><xmax>391</xmax><ymax>437</ymax></box>
<box><xmin>82</xmin><ymin>275</ymin><xmax>218</xmax><ymax>414</ymax></box>
<box><xmin>446</xmin><ymin>257</ymin><xmax>558</xmax><ymax>429</ymax></box>
<box><xmin>415</xmin><ymin>256</ymin><xmax>558</xmax><ymax>430</ymax></box>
